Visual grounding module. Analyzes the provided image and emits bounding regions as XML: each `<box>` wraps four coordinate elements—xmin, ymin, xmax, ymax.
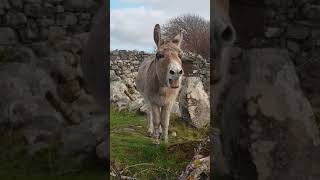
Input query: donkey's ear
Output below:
<box><xmin>173</xmin><ymin>30</ymin><xmax>183</xmax><ymax>47</ymax></box>
<box><xmin>153</xmin><ymin>24</ymin><xmax>161</xmax><ymax>48</ymax></box>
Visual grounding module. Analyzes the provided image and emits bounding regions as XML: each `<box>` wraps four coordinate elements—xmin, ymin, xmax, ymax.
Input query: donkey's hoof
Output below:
<box><xmin>147</xmin><ymin>131</ymin><xmax>153</xmax><ymax>137</ymax></box>
<box><xmin>153</xmin><ymin>139</ymin><xmax>160</xmax><ymax>145</ymax></box>
<box><xmin>147</xmin><ymin>129</ymin><xmax>153</xmax><ymax>137</ymax></box>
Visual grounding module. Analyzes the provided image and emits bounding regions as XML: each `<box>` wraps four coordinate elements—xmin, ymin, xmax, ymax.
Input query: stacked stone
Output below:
<box><xmin>110</xmin><ymin>50</ymin><xmax>210</xmax><ymax>94</ymax></box>
<box><xmin>0</xmin><ymin>0</ymin><xmax>98</xmax><ymax>45</ymax></box>
<box><xmin>262</xmin><ymin>0</ymin><xmax>320</xmax><ymax>120</ymax></box>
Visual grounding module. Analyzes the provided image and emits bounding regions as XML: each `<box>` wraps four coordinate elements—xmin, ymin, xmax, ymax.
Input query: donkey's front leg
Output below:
<box><xmin>147</xmin><ymin>110</ymin><xmax>153</xmax><ymax>137</ymax></box>
<box><xmin>151</xmin><ymin>105</ymin><xmax>161</xmax><ymax>144</ymax></box>
<box><xmin>160</xmin><ymin>104</ymin><xmax>172</xmax><ymax>143</ymax></box>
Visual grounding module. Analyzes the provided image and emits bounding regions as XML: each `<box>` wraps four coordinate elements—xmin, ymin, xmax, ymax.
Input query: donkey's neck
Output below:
<box><xmin>147</xmin><ymin>58</ymin><xmax>167</xmax><ymax>92</ymax></box>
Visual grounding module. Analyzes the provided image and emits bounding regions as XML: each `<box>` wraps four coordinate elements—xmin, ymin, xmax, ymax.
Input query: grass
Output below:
<box><xmin>0</xmin><ymin>131</ymin><xmax>107</xmax><ymax>180</ymax></box>
<box><xmin>110</xmin><ymin>107</ymin><xmax>208</xmax><ymax>179</ymax></box>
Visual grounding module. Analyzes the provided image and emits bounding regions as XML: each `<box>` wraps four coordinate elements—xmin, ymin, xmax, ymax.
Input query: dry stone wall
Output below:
<box><xmin>110</xmin><ymin>50</ymin><xmax>210</xmax><ymax>94</ymax></box>
<box><xmin>231</xmin><ymin>0</ymin><xmax>320</xmax><ymax>119</ymax></box>
<box><xmin>0</xmin><ymin>0</ymin><xmax>99</xmax><ymax>45</ymax></box>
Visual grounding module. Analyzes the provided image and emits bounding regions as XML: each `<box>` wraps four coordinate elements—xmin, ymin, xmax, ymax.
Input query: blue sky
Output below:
<box><xmin>110</xmin><ymin>0</ymin><xmax>210</xmax><ymax>52</ymax></box>
<box><xmin>110</xmin><ymin>0</ymin><xmax>143</xmax><ymax>9</ymax></box>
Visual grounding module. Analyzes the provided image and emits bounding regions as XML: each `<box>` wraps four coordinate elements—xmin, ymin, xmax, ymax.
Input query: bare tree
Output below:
<box><xmin>162</xmin><ymin>14</ymin><xmax>210</xmax><ymax>59</ymax></box>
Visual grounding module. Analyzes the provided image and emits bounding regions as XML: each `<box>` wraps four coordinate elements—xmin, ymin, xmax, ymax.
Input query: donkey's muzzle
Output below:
<box><xmin>169</xmin><ymin>79</ymin><xmax>180</xmax><ymax>88</ymax></box>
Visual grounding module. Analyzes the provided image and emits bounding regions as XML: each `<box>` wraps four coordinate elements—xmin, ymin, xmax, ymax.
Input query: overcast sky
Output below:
<box><xmin>110</xmin><ymin>0</ymin><xmax>210</xmax><ymax>52</ymax></box>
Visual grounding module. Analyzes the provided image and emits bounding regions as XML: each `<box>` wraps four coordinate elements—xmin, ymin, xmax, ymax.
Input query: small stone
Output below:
<box><xmin>0</xmin><ymin>27</ymin><xmax>18</xmax><ymax>45</ymax></box>
<box><xmin>172</xmin><ymin>132</ymin><xmax>177</xmax><ymax>137</ymax></box>
<box><xmin>57</xmin><ymin>13</ymin><xmax>77</xmax><ymax>26</ymax></box>
<box><xmin>5</xmin><ymin>11</ymin><xmax>27</xmax><ymax>27</ymax></box>
<box><xmin>24</xmin><ymin>3</ymin><xmax>43</xmax><ymax>17</ymax></box>
<box><xmin>303</xmin><ymin>5</ymin><xmax>320</xmax><ymax>20</ymax></box>
<box><xmin>287</xmin><ymin>25</ymin><xmax>310</xmax><ymax>40</ymax></box>
<box><xmin>55</xmin><ymin>5</ymin><xmax>64</xmax><ymax>13</ymax></box>
<box><xmin>287</xmin><ymin>41</ymin><xmax>300</xmax><ymax>53</ymax></box>
<box><xmin>265</xmin><ymin>27</ymin><xmax>282</xmax><ymax>38</ymax></box>
<box><xmin>0</xmin><ymin>0</ymin><xmax>10</xmax><ymax>9</ymax></box>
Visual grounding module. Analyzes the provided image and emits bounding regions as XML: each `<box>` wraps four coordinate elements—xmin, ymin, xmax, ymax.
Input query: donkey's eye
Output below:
<box><xmin>178</xmin><ymin>53</ymin><xmax>183</xmax><ymax>59</ymax></box>
<box><xmin>156</xmin><ymin>52</ymin><xmax>164</xmax><ymax>59</ymax></box>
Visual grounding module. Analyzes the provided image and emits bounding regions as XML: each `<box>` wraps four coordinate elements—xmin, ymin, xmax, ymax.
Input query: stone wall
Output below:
<box><xmin>110</xmin><ymin>50</ymin><xmax>210</xmax><ymax>93</ymax></box>
<box><xmin>230</xmin><ymin>0</ymin><xmax>320</xmax><ymax>121</ymax></box>
<box><xmin>213</xmin><ymin>1</ymin><xmax>320</xmax><ymax>178</ymax></box>
<box><xmin>0</xmin><ymin>0</ymin><xmax>99</xmax><ymax>45</ymax></box>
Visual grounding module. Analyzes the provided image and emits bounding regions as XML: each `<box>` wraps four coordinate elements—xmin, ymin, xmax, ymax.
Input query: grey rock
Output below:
<box><xmin>265</xmin><ymin>27</ymin><xmax>282</xmax><ymax>38</ymax></box>
<box><xmin>24</xmin><ymin>3</ymin><xmax>43</xmax><ymax>17</ymax></box>
<box><xmin>47</xmin><ymin>26</ymin><xmax>66</xmax><ymax>41</ymax></box>
<box><xmin>245</xmin><ymin>49</ymin><xmax>320</xmax><ymax>179</ymax></box>
<box><xmin>24</xmin><ymin>0</ymin><xmax>42</xmax><ymax>3</ymax></box>
<box><xmin>30</xmin><ymin>42</ymin><xmax>54</xmax><ymax>57</ymax></box>
<box><xmin>110</xmin><ymin>70</ymin><xmax>121</xmax><ymax>81</ymax></box>
<box><xmin>55</xmin><ymin>5</ymin><xmax>64</xmax><ymax>13</ymax></box>
<box><xmin>96</xmin><ymin>140</ymin><xmax>107</xmax><ymax>160</ymax></box>
<box><xmin>5</xmin><ymin>11</ymin><xmax>27</xmax><ymax>27</ymax></box>
<box><xmin>56</xmin><ymin>13</ymin><xmax>77</xmax><ymax>26</ymax></box>
<box><xmin>303</xmin><ymin>5</ymin><xmax>320</xmax><ymax>20</ymax></box>
<box><xmin>110</xmin><ymin>80</ymin><xmax>130</xmax><ymax>110</ymax></box>
<box><xmin>18</xmin><ymin>22</ymin><xmax>39</xmax><ymax>42</ymax></box>
<box><xmin>60</xmin><ymin>125</ymin><xmax>96</xmax><ymax>156</ymax></box>
<box><xmin>10</xmin><ymin>0</ymin><xmax>23</xmax><ymax>9</ymax></box>
<box><xmin>0</xmin><ymin>27</ymin><xmax>17</xmax><ymax>45</ymax></box>
<box><xmin>179</xmin><ymin>77</ymin><xmax>210</xmax><ymax>128</ymax></box>
<box><xmin>171</xmin><ymin>101</ymin><xmax>181</xmax><ymax>117</ymax></box>
<box><xmin>213</xmin><ymin>47</ymin><xmax>320</xmax><ymax>179</ymax></box>
<box><xmin>63</xmin><ymin>0</ymin><xmax>97</xmax><ymax>10</ymax></box>
<box><xmin>5</xmin><ymin>45</ymin><xmax>37</xmax><ymax>63</ymax></box>
<box><xmin>287</xmin><ymin>41</ymin><xmax>300</xmax><ymax>53</ymax></box>
<box><xmin>128</xmin><ymin>98</ymin><xmax>144</xmax><ymax>112</ymax></box>
<box><xmin>0</xmin><ymin>0</ymin><xmax>10</xmax><ymax>9</ymax></box>
<box><xmin>38</xmin><ymin>17</ymin><xmax>55</xmax><ymax>27</ymax></box>
<box><xmin>22</xmin><ymin>115</ymin><xmax>64</xmax><ymax>145</ymax></box>
<box><xmin>287</xmin><ymin>25</ymin><xmax>310</xmax><ymax>40</ymax></box>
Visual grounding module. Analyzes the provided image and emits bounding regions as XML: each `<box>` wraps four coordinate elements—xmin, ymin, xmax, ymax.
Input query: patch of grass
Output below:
<box><xmin>0</xmin><ymin>132</ymin><xmax>107</xmax><ymax>180</ymax></box>
<box><xmin>110</xmin><ymin>107</ymin><xmax>208</xmax><ymax>179</ymax></box>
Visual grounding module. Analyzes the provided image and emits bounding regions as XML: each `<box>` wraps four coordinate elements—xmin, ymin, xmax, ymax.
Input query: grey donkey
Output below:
<box><xmin>136</xmin><ymin>24</ymin><xmax>184</xmax><ymax>144</ymax></box>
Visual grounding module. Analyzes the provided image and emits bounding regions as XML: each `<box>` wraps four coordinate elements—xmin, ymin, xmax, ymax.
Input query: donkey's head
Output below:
<box><xmin>153</xmin><ymin>24</ymin><xmax>184</xmax><ymax>89</ymax></box>
<box><xmin>213</xmin><ymin>0</ymin><xmax>236</xmax><ymax>51</ymax></box>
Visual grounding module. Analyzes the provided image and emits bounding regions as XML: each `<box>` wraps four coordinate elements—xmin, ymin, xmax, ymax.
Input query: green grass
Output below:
<box><xmin>110</xmin><ymin>107</ymin><xmax>208</xmax><ymax>179</ymax></box>
<box><xmin>0</xmin><ymin>131</ymin><xmax>107</xmax><ymax>180</ymax></box>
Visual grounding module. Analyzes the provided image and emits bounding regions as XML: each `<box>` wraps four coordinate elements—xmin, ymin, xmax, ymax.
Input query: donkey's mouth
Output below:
<box><xmin>169</xmin><ymin>79</ymin><xmax>179</xmax><ymax>88</ymax></box>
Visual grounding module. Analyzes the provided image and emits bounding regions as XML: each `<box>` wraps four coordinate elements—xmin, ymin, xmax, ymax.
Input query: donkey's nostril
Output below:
<box><xmin>220</xmin><ymin>23</ymin><xmax>236</xmax><ymax>45</ymax></box>
<box><xmin>169</xmin><ymin>70</ymin><xmax>175</xmax><ymax>75</ymax></box>
<box><xmin>179</xmin><ymin>70</ymin><xmax>183</xmax><ymax>74</ymax></box>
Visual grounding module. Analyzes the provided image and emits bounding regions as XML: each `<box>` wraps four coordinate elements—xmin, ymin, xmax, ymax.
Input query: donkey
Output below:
<box><xmin>136</xmin><ymin>24</ymin><xmax>184</xmax><ymax>144</ymax></box>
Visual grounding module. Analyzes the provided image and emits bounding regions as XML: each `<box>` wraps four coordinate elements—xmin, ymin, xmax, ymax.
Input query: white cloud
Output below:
<box><xmin>111</xmin><ymin>0</ymin><xmax>210</xmax><ymax>51</ymax></box>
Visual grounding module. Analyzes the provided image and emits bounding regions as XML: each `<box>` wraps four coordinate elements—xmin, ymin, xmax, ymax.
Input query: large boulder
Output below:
<box><xmin>179</xmin><ymin>77</ymin><xmax>210</xmax><ymax>128</ymax></box>
<box><xmin>213</xmin><ymin>48</ymin><xmax>320</xmax><ymax>179</ymax></box>
<box><xmin>245</xmin><ymin>49</ymin><xmax>320</xmax><ymax>180</ymax></box>
<box><xmin>110</xmin><ymin>80</ymin><xmax>130</xmax><ymax>110</ymax></box>
<box><xmin>0</xmin><ymin>63</ymin><xmax>56</xmax><ymax>127</ymax></box>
